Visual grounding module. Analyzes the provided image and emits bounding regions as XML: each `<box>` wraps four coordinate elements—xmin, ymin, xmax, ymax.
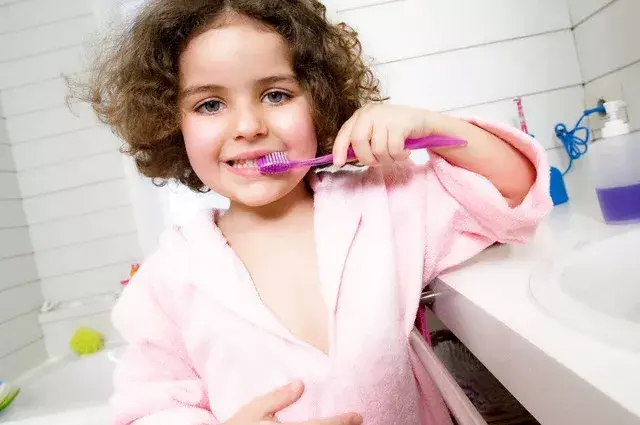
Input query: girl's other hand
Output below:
<box><xmin>224</xmin><ymin>380</ymin><xmax>363</xmax><ymax>425</ymax></box>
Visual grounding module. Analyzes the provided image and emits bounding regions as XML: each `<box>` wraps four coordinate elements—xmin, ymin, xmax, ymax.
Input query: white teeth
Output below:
<box><xmin>230</xmin><ymin>159</ymin><xmax>257</xmax><ymax>169</ymax></box>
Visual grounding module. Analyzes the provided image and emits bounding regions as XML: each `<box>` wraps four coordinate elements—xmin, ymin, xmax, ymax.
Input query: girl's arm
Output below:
<box><xmin>427</xmin><ymin>113</ymin><xmax>537</xmax><ymax>207</ymax></box>
<box><xmin>111</xmin><ymin>250</ymin><xmax>218</xmax><ymax>425</ymax></box>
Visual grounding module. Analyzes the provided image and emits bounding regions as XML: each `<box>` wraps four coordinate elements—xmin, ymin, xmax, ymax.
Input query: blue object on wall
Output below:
<box><xmin>549</xmin><ymin>166</ymin><xmax>569</xmax><ymax>206</ymax></box>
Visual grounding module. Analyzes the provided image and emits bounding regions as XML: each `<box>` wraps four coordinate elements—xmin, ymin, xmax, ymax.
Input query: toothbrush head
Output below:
<box><xmin>256</xmin><ymin>151</ymin><xmax>293</xmax><ymax>175</ymax></box>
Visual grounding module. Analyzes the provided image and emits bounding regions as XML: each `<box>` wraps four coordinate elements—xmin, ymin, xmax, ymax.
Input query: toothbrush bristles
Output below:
<box><xmin>257</xmin><ymin>151</ymin><xmax>292</xmax><ymax>174</ymax></box>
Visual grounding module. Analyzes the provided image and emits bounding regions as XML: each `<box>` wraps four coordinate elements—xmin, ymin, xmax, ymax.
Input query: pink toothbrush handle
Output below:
<box><xmin>304</xmin><ymin>135</ymin><xmax>466</xmax><ymax>167</ymax></box>
<box><xmin>344</xmin><ymin>135</ymin><xmax>465</xmax><ymax>160</ymax></box>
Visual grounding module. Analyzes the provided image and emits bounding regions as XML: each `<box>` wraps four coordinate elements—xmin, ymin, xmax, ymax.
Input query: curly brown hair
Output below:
<box><xmin>76</xmin><ymin>0</ymin><xmax>386</xmax><ymax>191</ymax></box>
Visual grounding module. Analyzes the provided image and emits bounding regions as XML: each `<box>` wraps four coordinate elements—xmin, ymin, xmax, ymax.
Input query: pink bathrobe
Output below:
<box><xmin>110</xmin><ymin>117</ymin><xmax>552</xmax><ymax>425</ymax></box>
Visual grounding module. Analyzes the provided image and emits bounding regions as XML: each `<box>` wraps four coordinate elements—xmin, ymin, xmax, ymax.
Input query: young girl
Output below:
<box><xmin>82</xmin><ymin>1</ymin><xmax>552</xmax><ymax>424</ymax></box>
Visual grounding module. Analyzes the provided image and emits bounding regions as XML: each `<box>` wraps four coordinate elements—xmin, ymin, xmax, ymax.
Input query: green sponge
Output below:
<box><xmin>69</xmin><ymin>326</ymin><xmax>104</xmax><ymax>356</ymax></box>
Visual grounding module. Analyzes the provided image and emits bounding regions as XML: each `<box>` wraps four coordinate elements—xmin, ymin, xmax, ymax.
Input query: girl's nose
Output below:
<box><xmin>233</xmin><ymin>103</ymin><xmax>267</xmax><ymax>142</ymax></box>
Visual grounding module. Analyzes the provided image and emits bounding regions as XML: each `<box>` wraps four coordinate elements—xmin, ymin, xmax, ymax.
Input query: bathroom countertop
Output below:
<box><xmin>432</xmin><ymin>205</ymin><xmax>640</xmax><ymax>425</ymax></box>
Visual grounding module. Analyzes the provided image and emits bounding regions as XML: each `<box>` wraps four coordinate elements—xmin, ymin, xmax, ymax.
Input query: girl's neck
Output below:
<box><xmin>225</xmin><ymin>181</ymin><xmax>314</xmax><ymax>227</ymax></box>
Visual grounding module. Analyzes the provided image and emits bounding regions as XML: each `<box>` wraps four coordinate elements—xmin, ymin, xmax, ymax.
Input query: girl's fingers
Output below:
<box><xmin>371</xmin><ymin>125</ymin><xmax>392</xmax><ymax>165</ymax></box>
<box><xmin>332</xmin><ymin>113</ymin><xmax>359</xmax><ymax>167</ymax></box>
<box><xmin>240</xmin><ymin>381</ymin><xmax>305</xmax><ymax>420</ymax></box>
<box><xmin>349</xmin><ymin>114</ymin><xmax>377</xmax><ymax>166</ymax></box>
<box><xmin>388</xmin><ymin>127</ymin><xmax>410</xmax><ymax>161</ymax></box>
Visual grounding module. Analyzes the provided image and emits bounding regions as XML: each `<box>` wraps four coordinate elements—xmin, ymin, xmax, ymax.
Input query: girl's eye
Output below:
<box><xmin>263</xmin><ymin>91</ymin><xmax>290</xmax><ymax>104</ymax></box>
<box><xmin>197</xmin><ymin>100</ymin><xmax>224</xmax><ymax>114</ymax></box>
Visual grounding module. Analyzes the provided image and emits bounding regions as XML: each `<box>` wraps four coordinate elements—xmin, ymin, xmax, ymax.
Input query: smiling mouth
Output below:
<box><xmin>227</xmin><ymin>159</ymin><xmax>258</xmax><ymax>169</ymax></box>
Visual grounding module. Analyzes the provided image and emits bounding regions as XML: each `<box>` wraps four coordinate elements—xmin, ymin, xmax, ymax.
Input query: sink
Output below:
<box><xmin>529</xmin><ymin>227</ymin><xmax>640</xmax><ymax>351</ymax></box>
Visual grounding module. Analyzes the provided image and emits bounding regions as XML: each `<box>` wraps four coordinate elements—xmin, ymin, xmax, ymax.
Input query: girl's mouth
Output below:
<box><xmin>224</xmin><ymin>159</ymin><xmax>262</xmax><ymax>177</ymax></box>
<box><xmin>227</xmin><ymin>159</ymin><xmax>257</xmax><ymax>169</ymax></box>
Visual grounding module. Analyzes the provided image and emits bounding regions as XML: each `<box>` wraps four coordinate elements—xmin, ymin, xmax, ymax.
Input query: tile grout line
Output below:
<box><xmin>439</xmin><ymin>83</ymin><xmax>583</xmax><ymax>114</ymax></box>
<box><xmin>37</xmin><ymin>257</ymin><xmax>140</xmax><ymax>282</ymax></box>
<box><xmin>583</xmin><ymin>58</ymin><xmax>640</xmax><ymax>86</ymax></box>
<box><xmin>571</xmin><ymin>0</ymin><xmax>619</xmax><ymax>30</ymax></box>
<box><xmin>0</xmin><ymin>230</ymin><xmax>138</xmax><ymax>263</ymax></box>
<box><xmin>0</xmin><ymin>279</ymin><xmax>41</xmax><ymax>296</ymax></box>
<box><xmin>22</xmin><ymin>201</ymin><xmax>131</xmax><ymax>227</ymax></box>
<box><xmin>0</xmin><ymin>12</ymin><xmax>94</xmax><ymax>36</ymax></box>
<box><xmin>25</xmin><ymin>230</ymin><xmax>139</xmax><ymax>256</ymax></box>
<box><xmin>336</xmin><ymin>0</ymin><xmax>406</xmax><ymax>13</ymax></box>
<box><xmin>15</xmin><ymin>149</ymin><xmax>122</xmax><ymax>174</ymax></box>
<box><xmin>7</xmin><ymin>125</ymin><xmax>100</xmax><ymax>146</ymax></box>
<box><xmin>0</xmin><ymin>306</ymin><xmax>42</xmax><ymax>327</ymax></box>
<box><xmin>0</xmin><ymin>40</ymin><xmax>90</xmax><ymax>65</ymax></box>
<box><xmin>375</xmin><ymin>28</ymin><xmax>570</xmax><ymax>67</ymax></box>
<box><xmin>0</xmin><ymin>337</ymin><xmax>44</xmax><ymax>362</ymax></box>
<box><xmin>0</xmin><ymin>71</ymin><xmax>85</xmax><ymax>97</ymax></box>
<box><xmin>28</xmin><ymin>204</ymin><xmax>132</xmax><ymax>228</ymax></box>
<box><xmin>19</xmin><ymin>177</ymin><xmax>125</xmax><ymax>200</ymax></box>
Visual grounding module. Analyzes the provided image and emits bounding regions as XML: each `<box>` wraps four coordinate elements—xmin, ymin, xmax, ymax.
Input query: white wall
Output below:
<box><xmin>571</xmin><ymin>0</ymin><xmax>640</xmax><ymax>134</ymax></box>
<box><xmin>326</xmin><ymin>0</ymin><xmax>584</xmax><ymax>167</ymax></box>
<box><xmin>0</xmin><ymin>0</ymin><xmax>143</xmax><ymax>360</ymax></box>
<box><xmin>0</xmin><ymin>116</ymin><xmax>47</xmax><ymax>380</ymax></box>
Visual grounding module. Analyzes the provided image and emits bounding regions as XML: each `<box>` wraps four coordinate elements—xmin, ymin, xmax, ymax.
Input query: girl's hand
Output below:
<box><xmin>224</xmin><ymin>381</ymin><xmax>362</xmax><ymax>425</ymax></box>
<box><xmin>332</xmin><ymin>104</ymin><xmax>438</xmax><ymax>167</ymax></box>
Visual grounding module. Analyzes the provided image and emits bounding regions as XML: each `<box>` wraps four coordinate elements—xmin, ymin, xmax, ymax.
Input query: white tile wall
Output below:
<box><xmin>331</xmin><ymin>0</ymin><xmax>586</xmax><ymax>172</ymax></box>
<box><xmin>40</xmin><ymin>262</ymin><xmax>131</xmax><ymax>302</ymax></box>
<box><xmin>0</xmin><ymin>15</ymin><xmax>94</xmax><ymax>63</ymax></box>
<box><xmin>0</xmin><ymin>0</ymin><xmax>140</xmax><ymax>365</ymax></box>
<box><xmin>574</xmin><ymin>0</ymin><xmax>640</xmax><ymax>83</ymax></box>
<box><xmin>0</xmin><ymin>77</ymin><xmax>73</xmax><ymax>117</ymax></box>
<box><xmin>0</xmin><ymin>339</ymin><xmax>46</xmax><ymax>381</ymax></box>
<box><xmin>0</xmin><ymin>227</ymin><xmax>33</xmax><ymax>260</ymax></box>
<box><xmin>0</xmin><ymin>311</ymin><xmax>43</xmax><ymax>359</ymax></box>
<box><xmin>0</xmin><ymin>282</ymin><xmax>42</xmax><ymax>325</ymax></box>
<box><xmin>0</xmin><ymin>254</ymin><xmax>39</xmax><ymax>292</ymax></box>
<box><xmin>11</xmin><ymin>125</ymin><xmax>120</xmax><ymax>171</ymax></box>
<box><xmin>28</xmin><ymin>206</ymin><xmax>137</xmax><ymax>251</ymax></box>
<box><xmin>0</xmin><ymin>45</ymin><xmax>87</xmax><ymax>90</ymax></box>
<box><xmin>0</xmin><ymin>199</ymin><xmax>27</xmax><ymax>228</ymax></box>
<box><xmin>6</xmin><ymin>103</ymin><xmax>98</xmax><ymax>144</ymax></box>
<box><xmin>375</xmin><ymin>31</ymin><xmax>581</xmax><ymax>112</ymax></box>
<box><xmin>0</xmin><ymin>0</ymin><xmax>93</xmax><ymax>35</ymax></box>
<box><xmin>34</xmin><ymin>233</ymin><xmax>140</xmax><ymax>280</ymax></box>
<box><xmin>340</xmin><ymin>0</ymin><xmax>571</xmax><ymax>65</ymax></box>
<box><xmin>0</xmin><ymin>172</ymin><xmax>21</xmax><ymax>198</ymax></box>
<box><xmin>22</xmin><ymin>178</ymin><xmax>131</xmax><ymax>224</ymax></box>
<box><xmin>328</xmin><ymin>0</ymin><xmax>393</xmax><ymax>11</ymax></box>
<box><xmin>18</xmin><ymin>152</ymin><xmax>125</xmax><ymax>198</ymax></box>
<box><xmin>0</xmin><ymin>118</ymin><xmax>8</xmax><ymax>142</ymax></box>
<box><xmin>448</xmin><ymin>85</ymin><xmax>586</xmax><ymax>150</ymax></box>
<box><xmin>0</xmin><ymin>144</ymin><xmax>14</xmax><ymax>170</ymax></box>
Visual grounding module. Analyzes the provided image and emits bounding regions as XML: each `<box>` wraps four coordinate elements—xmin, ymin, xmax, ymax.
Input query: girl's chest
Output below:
<box><xmin>182</xmin><ymin>227</ymin><xmax>407</xmax><ymax>363</ymax></box>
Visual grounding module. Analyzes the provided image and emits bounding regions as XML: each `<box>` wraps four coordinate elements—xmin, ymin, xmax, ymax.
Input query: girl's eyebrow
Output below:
<box><xmin>257</xmin><ymin>74</ymin><xmax>298</xmax><ymax>86</ymax></box>
<box><xmin>180</xmin><ymin>74</ymin><xmax>298</xmax><ymax>99</ymax></box>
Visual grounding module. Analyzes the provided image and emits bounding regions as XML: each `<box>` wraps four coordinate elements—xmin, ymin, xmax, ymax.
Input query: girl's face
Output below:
<box><xmin>178</xmin><ymin>15</ymin><xmax>318</xmax><ymax>208</ymax></box>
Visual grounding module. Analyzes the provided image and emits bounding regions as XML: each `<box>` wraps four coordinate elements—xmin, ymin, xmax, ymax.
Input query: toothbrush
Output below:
<box><xmin>257</xmin><ymin>135</ymin><xmax>467</xmax><ymax>175</ymax></box>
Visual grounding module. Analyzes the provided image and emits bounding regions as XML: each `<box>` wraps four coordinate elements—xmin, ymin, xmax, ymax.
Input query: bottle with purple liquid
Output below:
<box><xmin>588</xmin><ymin>101</ymin><xmax>640</xmax><ymax>224</ymax></box>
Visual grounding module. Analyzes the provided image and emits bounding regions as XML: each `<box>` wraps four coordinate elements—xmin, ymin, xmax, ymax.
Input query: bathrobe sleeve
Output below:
<box><xmin>418</xmin><ymin>117</ymin><xmax>553</xmax><ymax>279</ymax></box>
<box><xmin>110</xmin><ymin>240</ymin><xmax>218</xmax><ymax>425</ymax></box>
